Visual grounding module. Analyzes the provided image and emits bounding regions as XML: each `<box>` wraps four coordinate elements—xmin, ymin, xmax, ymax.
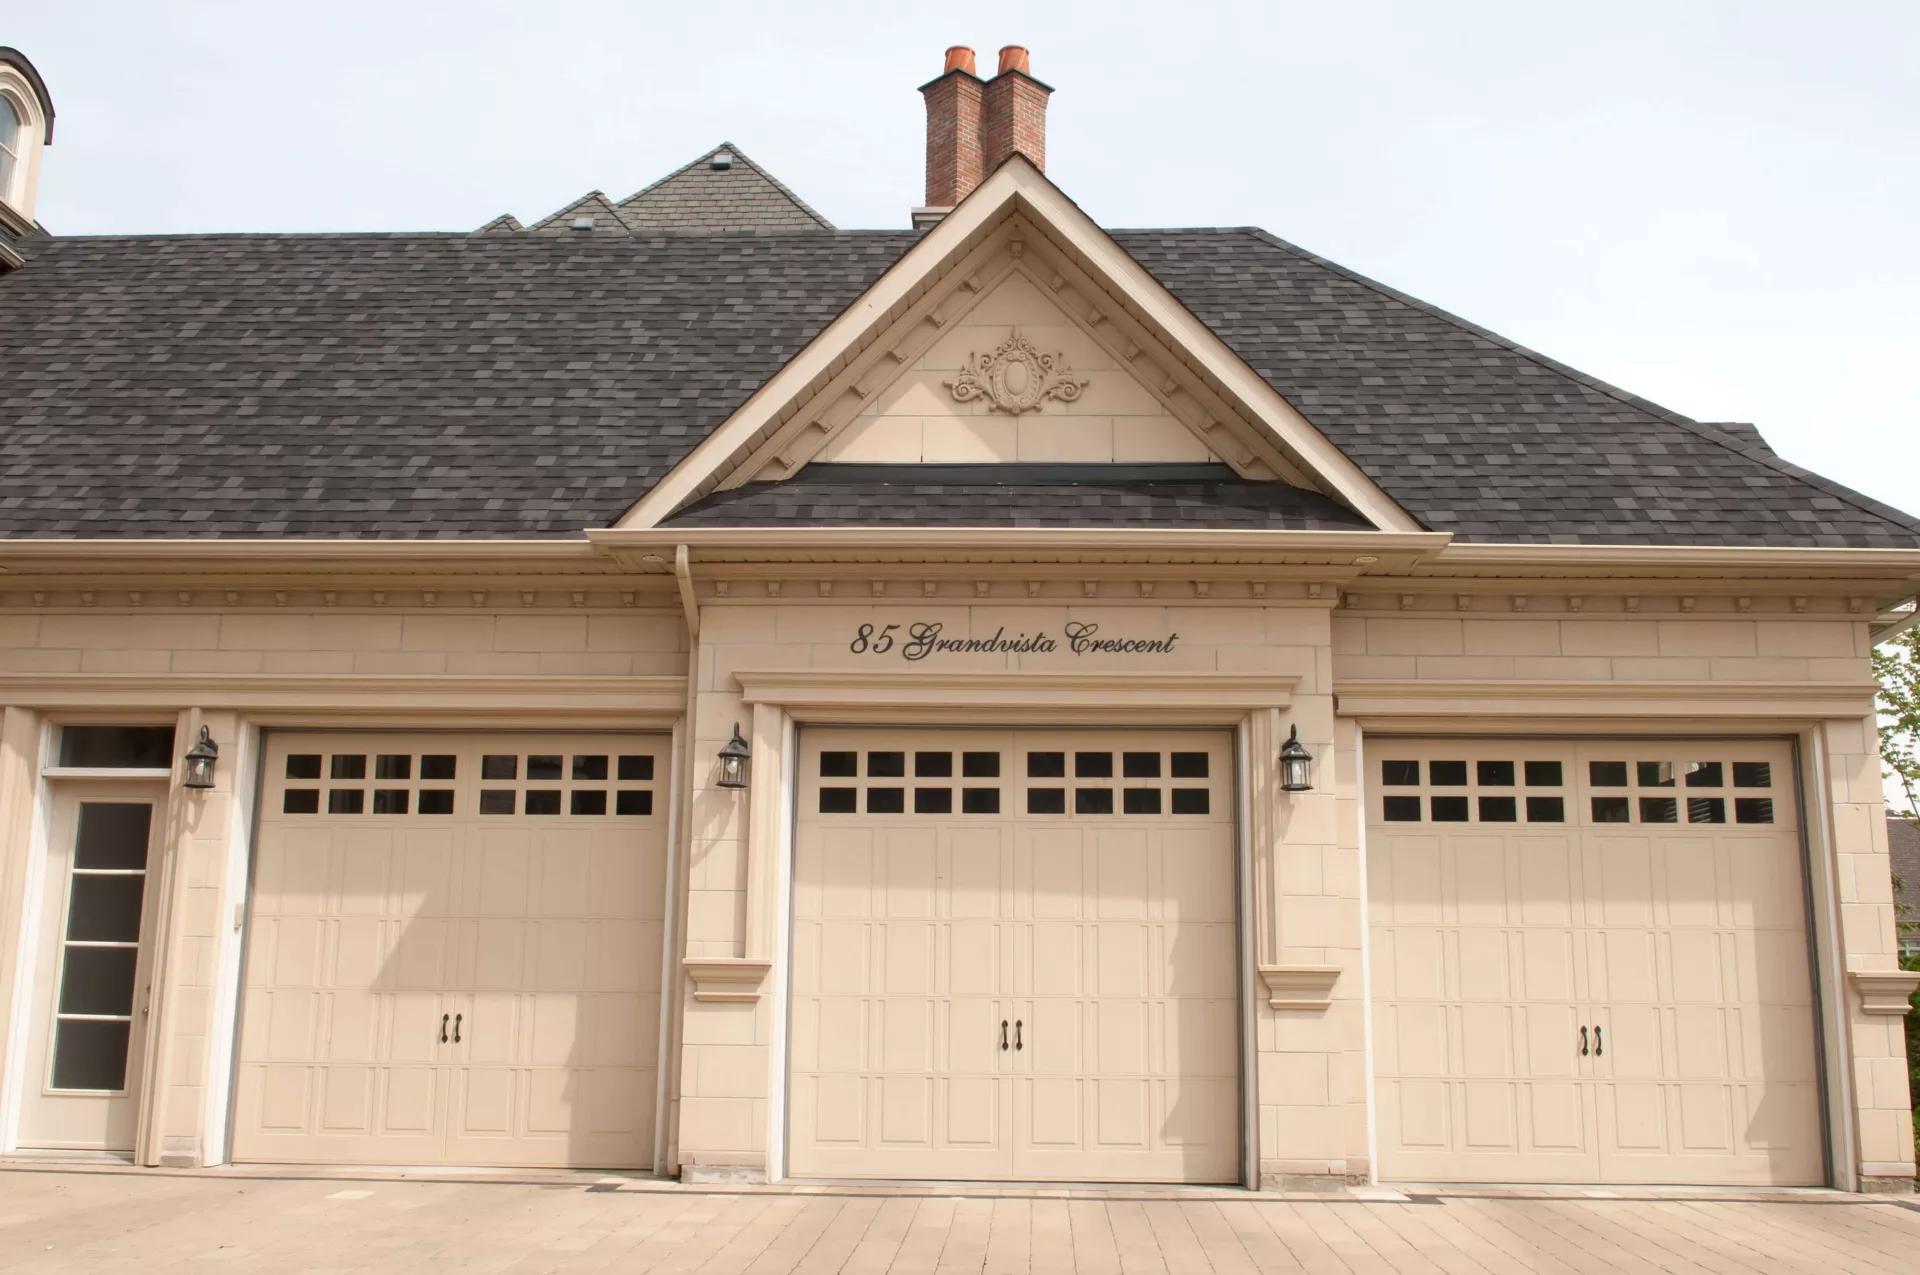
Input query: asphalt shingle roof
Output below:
<box><xmin>665</xmin><ymin>464</ymin><xmax>1374</xmax><ymax>529</ymax></box>
<box><xmin>0</xmin><ymin>224</ymin><xmax>1914</xmax><ymax>544</ymax></box>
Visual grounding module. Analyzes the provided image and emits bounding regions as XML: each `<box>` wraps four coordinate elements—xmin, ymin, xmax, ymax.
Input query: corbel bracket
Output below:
<box><xmin>684</xmin><ymin>957</ymin><xmax>772</xmax><ymax>1004</ymax></box>
<box><xmin>1258</xmin><ymin>965</ymin><xmax>1342</xmax><ymax>1011</ymax></box>
<box><xmin>1848</xmin><ymin>969</ymin><xmax>1920</xmax><ymax>1015</ymax></box>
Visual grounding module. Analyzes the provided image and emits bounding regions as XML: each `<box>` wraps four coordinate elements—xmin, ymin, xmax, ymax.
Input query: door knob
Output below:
<box><xmin>453</xmin><ymin>1013</ymin><xmax>462</xmax><ymax>1044</ymax></box>
<box><xmin>1000</xmin><ymin>1020</ymin><xmax>1008</xmax><ymax>1051</ymax></box>
<box><xmin>1014</xmin><ymin>1020</ymin><xmax>1023</xmax><ymax>1051</ymax></box>
<box><xmin>440</xmin><ymin>1013</ymin><xmax>450</xmax><ymax>1044</ymax></box>
<box><xmin>1579</xmin><ymin>1026</ymin><xmax>1589</xmax><ymax>1057</ymax></box>
<box><xmin>1593</xmin><ymin>1025</ymin><xmax>1602</xmax><ymax>1057</ymax></box>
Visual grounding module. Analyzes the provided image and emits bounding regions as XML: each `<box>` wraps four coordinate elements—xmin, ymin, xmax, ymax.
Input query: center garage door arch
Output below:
<box><xmin>724</xmin><ymin>668</ymin><xmax>1305</xmax><ymax>1186</ymax></box>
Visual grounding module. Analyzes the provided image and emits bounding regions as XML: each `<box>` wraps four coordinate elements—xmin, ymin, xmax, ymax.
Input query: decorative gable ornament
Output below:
<box><xmin>944</xmin><ymin>328</ymin><xmax>1090</xmax><ymax>414</ymax></box>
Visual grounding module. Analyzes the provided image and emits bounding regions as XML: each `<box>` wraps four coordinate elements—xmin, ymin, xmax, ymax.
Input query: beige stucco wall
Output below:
<box><xmin>0</xmin><ymin>596</ymin><xmax>687</xmax><ymax>1165</ymax></box>
<box><xmin>0</xmin><ymin>580</ymin><xmax>1907</xmax><ymax>1189</ymax></box>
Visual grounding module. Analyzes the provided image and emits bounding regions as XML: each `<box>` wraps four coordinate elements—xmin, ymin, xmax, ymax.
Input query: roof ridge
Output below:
<box><xmin>1237</xmin><ymin>227</ymin><xmax>1920</xmax><ymax>539</ymax></box>
<box><xmin>615</xmin><ymin>142</ymin><xmax>835</xmax><ymax>231</ymax></box>
<box><xmin>526</xmin><ymin>190</ymin><xmax>632</xmax><ymax>235</ymax></box>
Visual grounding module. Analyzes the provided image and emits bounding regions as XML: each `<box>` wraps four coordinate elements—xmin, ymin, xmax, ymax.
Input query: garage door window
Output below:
<box><xmin>1382</xmin><ymin>753</ymin><xmax>1776</xmax><ymax>826</ymax></box>
<box><xmin>280</xmin><ymin>748</ymin><xmax>655</xmax><ymax>817</ymax></box>
<box><xmin>1381</xmin><ymin>756</ymin><xmax>1567</xmax><ymax>825</ymax></box>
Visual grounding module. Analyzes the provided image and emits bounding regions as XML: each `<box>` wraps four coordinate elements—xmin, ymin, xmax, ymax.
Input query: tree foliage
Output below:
<box><xmin>1876</xmin><ymin>626</ymin><xmax>1920</xmax><ymax>817</ymax></box>
<box><xmin>1876</xmin><ymin>622</ymin><xmax>1920</xmax><ymax>1160</ymax></box>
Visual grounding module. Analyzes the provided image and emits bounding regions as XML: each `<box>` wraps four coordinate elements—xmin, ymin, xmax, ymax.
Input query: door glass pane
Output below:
<box><xmin>66</xmin><ymin>875</ymin><xmax>146</xmax><ymax>943</ymax></box>
<box><xmin>56</xmin><ymin>946</ymin><xmax>138</xmax><ymax>1016</ymax></box>
<box><xmin>51</xmin><ymin>1019</ymin><xmax>132</xmax><ymax>1091</ymax></box>
<box><xmin>73</xmin><ymin>804</ymin><xmax>151</xmax><ymax>870</ymax></box>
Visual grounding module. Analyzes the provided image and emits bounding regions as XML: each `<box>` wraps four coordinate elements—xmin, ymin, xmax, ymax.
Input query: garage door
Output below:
<box><xmin>233</xmin><ymin>733</ymin><xmax>667</xmax><ymax>1167</ymax></box>
<box><xmin>1368</xmin><ymin>739</ymin><xmax>1823</xmax><ymax>1185</ymax></box>
<box><xmin>789</xmin><ymin>729</ymin><xmax>1239</xmax><ymax>1183</ymax></box>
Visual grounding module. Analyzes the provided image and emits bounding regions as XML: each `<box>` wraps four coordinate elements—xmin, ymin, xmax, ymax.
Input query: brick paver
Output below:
<box><xmin>0</xmin><ymin>1166</ymin><xmax>1914</xmax><ymax>1274</ymax></box>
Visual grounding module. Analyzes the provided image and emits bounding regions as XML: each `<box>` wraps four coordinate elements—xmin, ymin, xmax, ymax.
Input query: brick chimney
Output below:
<box><xmin>981</xmin><ymin>46</ymin><xmax>1050</xmax><ymax>176</ymax></box>
<box><xmin>918</xmin><ymin>47</ymin><xmax>984</xmax><ymax>214</ymax></box>
<box><xmin>915</xmin><ymin>45</ymin><xmax>1052</xmax><ymax>228</ymax></box>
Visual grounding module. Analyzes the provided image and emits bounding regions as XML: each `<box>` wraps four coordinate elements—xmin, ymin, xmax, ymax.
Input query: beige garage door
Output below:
<box><xmin>233</xmin><ymin>733</ymin><xmax>667</xmax><ymax>1167</ymax></box>
<box><xmin>789</xmin><ymin>729</ymin><xmax>1239</xmax><ymax>1183</ymax></box>
<box><xmin>1369</xmin><ymin>739</ymin><xmax>1823</xmax><ymax>1185</ymax></box>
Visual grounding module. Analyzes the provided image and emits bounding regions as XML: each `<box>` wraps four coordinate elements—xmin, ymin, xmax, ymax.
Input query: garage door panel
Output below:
<box><xmin>881</xmin><ymin>922</ymin><xmax>935</xmax><ymax>995</ymax></box>
<box><xmin>1455</xmin><ymin>929</ymin><xmax>1511</xmax><ymax>1000</ymax></box>
<box><xmin>1516</xmin><ymin>842</ymin><xmax>1578</xmax><ymax>926</ymax></box>
<box><xmin>390</xmin><ymin>920</ymin><xmax>453</xmax><ymax>990</ymax></box>
<box><xmin>792</xmin><ymin>727</ymin><xmax>1236</xmax><ymax>1183</ymax></box>
<box><xmin>948</xmin><ymin>922</ymin><xmax>1001</xmax><ymax>996</ymax></box>
<box><xmin>1450</xmin><ymin>839</ymin><xmax>1510</xmax><ymax>924</ymax></box>
<box><xmin>1462</xmin><ymin>1082</ymin><xmax>1518</xmax><ymax>1150</ymax></box>
<box><xmin>1518</xmin><ymin>929</ymin><xmax>1575</xmax><ymax>1001</ymax></box>
<box><xmin>1459</xmin><ymin>1004</ymin><xmax>1514</xmax><ymax>1076</ymax></box>
<box><xmin>1593</xmin><ymin>928</ymin><xmax>1659</xmax><ymax>1002</ymax></box>
<box><xmin>1371</xmin><ymin>738</ymin><xmax>1820</xmax><ymax>1186</ymax></box>
<box><xmin>882</xmin><ymin>831</ymin><xmax>936</xmax><ymax>915</ymax></box>
<box><xmin>880</xmin><ymin>998</ymin><xmax>933</xmax><ymax>1072</ymax></box>
<box><xmin>237</xmin><ymin>732</ymin><xmax>665</xmax><ymax>1168</ymax></box>
<box><xmin>1160</xmin><ymin>831</ymin><xmax>1232</xmax><ymax>921</ymax></box>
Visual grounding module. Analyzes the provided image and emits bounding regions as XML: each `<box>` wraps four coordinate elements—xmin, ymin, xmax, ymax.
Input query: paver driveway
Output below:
<box><xmin>0</xmin><ymin>1166</ymin><xmax>1915</xmax><ymax>1274</ymax></box>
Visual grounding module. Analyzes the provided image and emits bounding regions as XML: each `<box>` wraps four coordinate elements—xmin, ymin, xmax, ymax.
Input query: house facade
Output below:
<box><xmin>0</xmin><ymin>44</ymin><xmax>1916</xmax><ymax>1192</ymax></box>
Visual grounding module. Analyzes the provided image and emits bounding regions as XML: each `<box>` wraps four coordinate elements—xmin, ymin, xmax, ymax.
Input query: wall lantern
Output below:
<box><xmin>1279</xmin><ymin>725</ymin><xmax>1314</xmax><ymax>793</ymax></box>
<box><xmin>715</xmin><ymin>723</ymin><xmax>752</xmax><ymax>790</ymax></box>
<box><xmin>182</xmin><ymin>725</ymin><xmax>219</xmax><ymax>790</ymax></box>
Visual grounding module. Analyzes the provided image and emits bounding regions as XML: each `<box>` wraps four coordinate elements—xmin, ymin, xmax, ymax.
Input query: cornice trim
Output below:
<box><xmin>1336</xmin><ymin>679</ymin><xmax>1878</xmax><ymax>720</ymax></box>
<box><xmin>0</xmin><ymin>673</ymin><xmax>688</xmax><ymax>715</ymax></box>
<box><xmin>1430</xmin><ymin>543</ymin><xmax>1920</xmax><ymax>575</ymax></box>
<box><xmin>734</xmin><ymin>668</ymin><xmax>1298</xmax><ymax>724</ymax></box>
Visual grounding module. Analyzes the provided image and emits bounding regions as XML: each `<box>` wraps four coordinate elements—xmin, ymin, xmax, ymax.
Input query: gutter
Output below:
<box><xmin>656</xmin><ymin>545</ymin><xmax>700</xmax><ymax>1177</ymax></box>
<box><xmin>1872</xmin><ymin>596</ymin><xmax>1920</xmax><ymax>645</ymax></box>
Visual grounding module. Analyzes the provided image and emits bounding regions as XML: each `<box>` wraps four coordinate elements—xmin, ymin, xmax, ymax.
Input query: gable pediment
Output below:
<box><xmin>616</xmin><ymin>159</ymin><xmax>1419</xmax><ymax>531</ymax></box>
<box><xmin>726</xmin><ymin>217</ymin><xmax>1317</xmax><ymax>486</ymax></box>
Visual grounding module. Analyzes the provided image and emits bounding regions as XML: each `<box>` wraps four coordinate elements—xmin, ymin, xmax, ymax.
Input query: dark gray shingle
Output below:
<box><xmin>0</xmin><ymin>224</ymin><xmax>1913</xmax><ymax>544</ymax></box>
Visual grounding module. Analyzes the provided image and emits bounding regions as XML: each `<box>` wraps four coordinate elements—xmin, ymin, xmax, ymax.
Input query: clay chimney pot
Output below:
<box><xmin>998</xmin><ymin>46</ymin><xmax>1030</xmax><ymax>75</ymax></box>
<box><xmin>944</xmin><ymin>46</ymin><xmax>977</xmax><ymax>76</ymax></box>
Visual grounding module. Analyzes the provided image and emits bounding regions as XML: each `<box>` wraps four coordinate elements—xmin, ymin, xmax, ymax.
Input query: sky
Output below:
<box><xmin>7</xmin><ymin>1</ymin><xmax>1919</xmax><ymax>518</ymax></box>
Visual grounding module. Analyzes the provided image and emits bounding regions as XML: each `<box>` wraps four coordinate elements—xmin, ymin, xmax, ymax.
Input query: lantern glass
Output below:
<box><xmin>182</xmin><ymin>725</ymin><xmax>219</xmax><ymax>790</ymax></box>
<box><xmin>715</xmin><ymin>723</ymin><xmax>751</xmax><ymax>790</ymax></box>
<box><xmin>1278</xmin><ymin>725</ymin><xmax>1313</xmax><ymax>793</ymax></box>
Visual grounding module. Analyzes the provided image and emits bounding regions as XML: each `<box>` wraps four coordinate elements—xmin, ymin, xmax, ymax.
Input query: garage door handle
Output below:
<box><xmin>1593</xmin><ymin>1025</ymin><xmax>1601</xmax><ymax>1057</ymax></box>
<box><xmin>1579</xmin><ymin>1026</ymin><xmax>1588</xmax><ymax>1057</ymax></box>
<box><xmin>1000</xmin><ymin>1020</ymin><xmax>1008</xmax><ymax>1051</ymax></box>
<box><xmin>453</xmin><ymin>1013</ymin><xmax>462</xmax><ymax>1044</ymax></box>
<box><xmin>1014</xmin><ymin>1020</ymin><xmax>1023</xmax><ymax>1051</ymax></box>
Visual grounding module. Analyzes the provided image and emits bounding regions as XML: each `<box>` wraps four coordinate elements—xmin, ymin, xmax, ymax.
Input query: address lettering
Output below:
<box><xmin>850</xmin><ymin>621</ymin><xmax>1178</xmax><ymax>661</ymax></box>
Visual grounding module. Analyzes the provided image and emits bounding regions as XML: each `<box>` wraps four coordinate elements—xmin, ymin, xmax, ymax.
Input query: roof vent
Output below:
<box><xmin>571</xmin><ymin>216</ymin><xmax>595</xmax><ymax>230</ymax></box>
<box><xmin>710</xmin><ymin>150</ymin><xmax>734</xmax><ymax>170</ymax></box>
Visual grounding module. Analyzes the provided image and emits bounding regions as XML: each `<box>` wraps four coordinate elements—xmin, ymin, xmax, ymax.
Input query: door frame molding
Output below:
<box><xmin>733</xmin><ymin>667</ymin><xmax>1302</xmax><ymax>1186</ymax></box>
<box><xmin>3</xmin><ymin>750</ymin><xmax>172</xmax><ymax>1155</ymax></box>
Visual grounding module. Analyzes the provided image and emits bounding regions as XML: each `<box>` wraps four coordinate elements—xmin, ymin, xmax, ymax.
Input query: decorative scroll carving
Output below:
<box><xmin>944</xmin><ymin>327</ymin><xmax>1090</xmax><ymax>414</ymax></box>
